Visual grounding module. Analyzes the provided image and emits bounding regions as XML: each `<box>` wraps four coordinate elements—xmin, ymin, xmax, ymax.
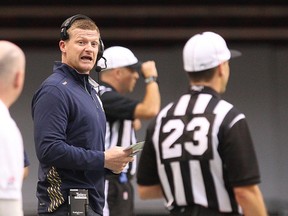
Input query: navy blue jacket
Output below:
<box><xmin>32</xmin><ymin>62</ymin><xmax>106</xmax><ymax>215</ymax></box>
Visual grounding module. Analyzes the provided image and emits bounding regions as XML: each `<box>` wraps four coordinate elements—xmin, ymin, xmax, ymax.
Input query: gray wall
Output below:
<box><xmin>11</xmin><ymin>42</ymin><xmax>288</xmax><ymax>215</ymax></box>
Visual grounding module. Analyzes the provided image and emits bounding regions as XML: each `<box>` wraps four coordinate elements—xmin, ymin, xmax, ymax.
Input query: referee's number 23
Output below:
<box><xmin>162</xmin><ymin>117</ymin><xmax>210</xmax><ymax>160</ymax></box>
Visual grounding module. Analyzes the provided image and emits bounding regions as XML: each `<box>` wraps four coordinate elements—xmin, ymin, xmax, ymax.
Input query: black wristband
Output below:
<box><xmin>144</xmin><ymin>76</ymin><xmax>158</xmax><ymax>84</ymax></box>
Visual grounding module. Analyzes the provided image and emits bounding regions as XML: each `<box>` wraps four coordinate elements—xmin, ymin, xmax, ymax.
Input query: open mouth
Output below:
<box><xmin>81</xmin><ymin>56</ymin><xmax>93</xmax><ymax>61</ymax></box>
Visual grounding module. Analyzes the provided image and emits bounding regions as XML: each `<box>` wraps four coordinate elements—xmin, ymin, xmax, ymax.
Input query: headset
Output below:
<box><xmin>60</xmin><ymin>14</ymin><xmax>104</xmax><ymax>62</ymax></box>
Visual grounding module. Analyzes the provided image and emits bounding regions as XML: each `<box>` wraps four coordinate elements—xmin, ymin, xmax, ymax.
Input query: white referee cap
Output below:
<box><xmin>97</xmin><ymin>46</ymin><xmax>142</xmax><ymax>72</ymax></box>
<box><xmin>183</xmin><ymin>31</ymin><xmax>241</xmax><ymax>72</ymax></box>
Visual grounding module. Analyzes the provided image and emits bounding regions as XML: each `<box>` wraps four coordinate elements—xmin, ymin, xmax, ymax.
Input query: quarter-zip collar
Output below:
<box><xmin>53</xmin><ymin>61</ymin><xmax>92</xmax><ymax>93</ymax></box>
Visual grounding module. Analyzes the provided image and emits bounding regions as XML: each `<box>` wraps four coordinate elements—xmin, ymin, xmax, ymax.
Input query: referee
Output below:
<box><xmin>137</xmin><ymin>32</ymin><xmax>267</xmax><ymax>216</ymax></box>
<box><xmin>97</xmin><ymin>46</ymin><xmax>160</xmax><ymax>216</ymax></box>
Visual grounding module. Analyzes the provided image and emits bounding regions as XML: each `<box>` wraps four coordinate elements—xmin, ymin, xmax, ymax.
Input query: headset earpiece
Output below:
<box><xmin>60</xmin><ymin>14</ymin><xmax>92</xmax><ymax>41</ymax></box>
<box><xmin>97</xmin><ymin>38</ymin><xmax>104</xmax><ymax>62</ymax></box>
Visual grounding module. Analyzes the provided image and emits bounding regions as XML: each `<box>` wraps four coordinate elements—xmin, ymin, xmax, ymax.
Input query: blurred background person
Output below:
<box><xmin>23</xmin><ymin>150</ymin><xmax>30</xmax><ymax>179</ymax></box>
<box><xmin>97</xmin><ymin>46</ymin><xmax>160</xmax><ymax>216</ymax></box>
<box><xmin>0</xmin><ymin>40</ymin><xmax>26</xmax><ymax>216</ymax></box>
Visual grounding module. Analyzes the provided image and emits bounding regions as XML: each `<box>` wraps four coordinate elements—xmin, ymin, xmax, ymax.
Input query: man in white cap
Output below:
<box><xmin>0</xmin><ymin>40</ymin><xmax>26</xmax><ymax>216</ymax></box>
<box><xmin>97</xmin><ymin>46</ymin><xmax>161</xmax><ymax>216</ymax></box>
<box><xmin>137</xmin><ymin>32</ymin><xmax>267</xmax><ymax>216</ymax></box>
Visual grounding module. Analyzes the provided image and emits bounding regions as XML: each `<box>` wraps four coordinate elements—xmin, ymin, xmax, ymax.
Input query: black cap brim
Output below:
<box><xmin>127</xmin><ymin>61</ymin><xmax>143</xmax><ymax>73</ymax></box>
<box><xmin>230</xmin><ymin>49</ymin><xmax>242</xmax><ymax>58</ymax></box>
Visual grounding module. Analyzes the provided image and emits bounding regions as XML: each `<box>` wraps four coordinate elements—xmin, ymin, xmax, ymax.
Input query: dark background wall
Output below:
<box><xmin>2</xmin><ymin>1</ymin><xmax>288</xmax><ymax>215</ymax></box>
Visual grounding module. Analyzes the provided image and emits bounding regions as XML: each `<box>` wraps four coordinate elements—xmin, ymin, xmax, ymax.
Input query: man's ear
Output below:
<box><xmin>13</xmin><ymin>71</ymin><xmax>24</xmax><ymax>89</ymax></box>
<box><xmin>114</xmin><ymin>68</ymin><xmax>122</xmax><ymax>80</ymax></box>
<box><xmin>217</xmin><ymin>62</ymin><xmax>226</xmax><ymax>77</ymax></box>
<box><xmin>59</xmin><ymin>40</ymin><xmax>66</xmax><ymax>52</ymax></box>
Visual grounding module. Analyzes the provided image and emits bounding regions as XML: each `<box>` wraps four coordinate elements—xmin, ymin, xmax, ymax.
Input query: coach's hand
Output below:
<box><xmin>104</xmin><ymin>146</ymin><xmax>134</xmax><ymax>174</ymax></box>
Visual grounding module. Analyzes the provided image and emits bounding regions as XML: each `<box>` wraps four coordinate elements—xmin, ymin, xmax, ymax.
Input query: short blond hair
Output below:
<box><xmin>69</xmin><ymin>18</ymin><xmax>99</xmax><ymax>33</ymax></box>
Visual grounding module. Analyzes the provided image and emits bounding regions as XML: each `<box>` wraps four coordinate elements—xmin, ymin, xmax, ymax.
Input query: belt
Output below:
<box><xmin>105</xmin><ymin>172</ymin><xmax>133</xmax><ymax>183</ymax></box>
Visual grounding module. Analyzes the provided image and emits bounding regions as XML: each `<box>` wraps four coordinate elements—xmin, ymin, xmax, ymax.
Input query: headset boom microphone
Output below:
<box><xmin>95</xmin><ymin>56</ymin><xmax>107</xmax><ymax>72</ymax></box>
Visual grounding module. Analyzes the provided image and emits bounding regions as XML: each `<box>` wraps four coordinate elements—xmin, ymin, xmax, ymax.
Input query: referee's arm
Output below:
<box><xmin>234</xmin><ymin>185</ymin><xmax>267</xmax><ymax>216</ymax></box>
<box><xmin>138</xmin><ymin>184</ymin><xmax>163</xmax><ymax>200</ymax></box>
<box><xmin>137</xmin><ymin>119</ymin><xmax>163</xmax><ymax>200</ymax></box>
<box><xmin>223</xmin><ymin>119</ymin><xmax>267</xmax><ymax>215</ymax></box>
<box><xmin>134</xmin><ymin>61</ymin><xmax>160</xmax><ymax>119</ymax></box>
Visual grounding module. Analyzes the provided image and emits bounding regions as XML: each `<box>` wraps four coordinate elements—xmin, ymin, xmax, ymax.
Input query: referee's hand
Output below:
<box><xmin>104</xmin><ymin>146</ymin><xmax>134</xmax><ymax>174</ymax></box>
<box><xmin>141</xmin><ymin>61</ymin><xmax>158</xmax><ymax>78</ymax></box>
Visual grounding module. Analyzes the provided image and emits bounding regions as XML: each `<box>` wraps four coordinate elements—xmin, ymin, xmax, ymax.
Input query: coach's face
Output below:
<box><xmin>60</xmin><ymin>28</ymin><xmax>100</xmax><ymax>74</ymax></box>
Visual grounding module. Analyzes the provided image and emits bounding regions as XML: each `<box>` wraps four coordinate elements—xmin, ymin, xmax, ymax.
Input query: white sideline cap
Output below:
<box><xmin>183</xmin><ymin>31</ymin><xmax>241</xmax><ymax>72</ymax></box>
<box><xmin>97</xmin><ymin>46</ymin><xmax>142</xmax><ymax>72</ymax></box>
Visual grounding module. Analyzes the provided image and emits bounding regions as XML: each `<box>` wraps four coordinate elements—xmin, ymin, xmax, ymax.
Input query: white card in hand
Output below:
<box><xmin>125</xmin><ymin>141</ymin><xmax>145</xmax><ymax>156</ymax></box>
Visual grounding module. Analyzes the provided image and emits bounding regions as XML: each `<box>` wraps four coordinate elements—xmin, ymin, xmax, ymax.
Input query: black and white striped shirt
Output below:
<box><xmin>99</xmin><ymin>82</ymin><xmax>139</xmax><ymax>176</ymax></box>
<box><xmin>137</xmin><ymin>86</ymin><xmax>260</xmax><ymax>214</ymax></box>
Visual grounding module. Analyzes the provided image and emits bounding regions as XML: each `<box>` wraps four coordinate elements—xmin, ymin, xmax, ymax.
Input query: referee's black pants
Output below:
<box><xmin>170</xmin><ymin>205</ymin><xmax>242</xmax><ymax>216</ymax></box>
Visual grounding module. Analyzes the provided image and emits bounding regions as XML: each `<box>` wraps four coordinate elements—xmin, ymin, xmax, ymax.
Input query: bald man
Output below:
<box><xmin>0</xmin><ymin>41</ymin><xmax>26</xmax><ymax>216</ymax></box>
